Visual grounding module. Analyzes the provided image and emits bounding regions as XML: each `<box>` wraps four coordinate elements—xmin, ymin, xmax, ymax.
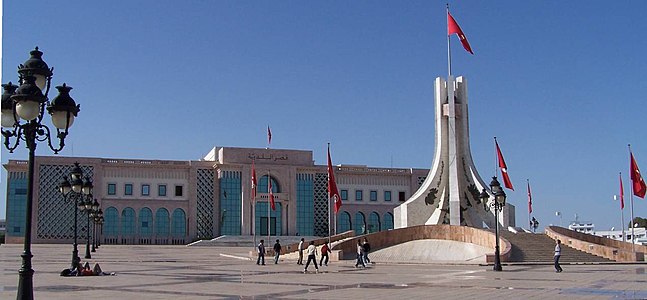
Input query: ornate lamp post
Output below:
<box><xmin>57</xmin><ymin>162</ymin><xmax>93</xmax><ymax>269</ymax></box>
<box><xmin>480</xmin><ymin>176</ymin><xmax>506</xmax><ymax>272</ymax></box>
<box><xmin>1</xmin><ymin>47</ymin><xmax>80</xmax><ymax>300</ymax></box>
<box><xmin>92</xmin><ymin>208</ymin><xmax>102</xmax><ymax>252</ymax></box>
<box><xmin>95</xmin><ymin>214</ymin><xmax>104</xmax><ymax>248</ymax></box>
<box><xmin>79</xmin><ymin>198</ymin><xmax>99</xmax><ymax>259</ymax></box>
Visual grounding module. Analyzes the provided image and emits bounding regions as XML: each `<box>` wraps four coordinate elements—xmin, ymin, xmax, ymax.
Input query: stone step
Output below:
<box><xmin>499</xmin><ymin>231</ymin><xmax>613</xmax><ymax>263</ymax></box>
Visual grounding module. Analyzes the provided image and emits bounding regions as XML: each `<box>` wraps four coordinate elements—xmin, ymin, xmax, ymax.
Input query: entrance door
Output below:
<box><xmin>259</xmin><ymin>217</ymin><xmax>277</xmax><ymax>235</ymax></box>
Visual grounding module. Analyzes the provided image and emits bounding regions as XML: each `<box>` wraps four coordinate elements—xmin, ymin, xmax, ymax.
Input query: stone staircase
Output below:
<box><xmin>500</xmin><ymin>231</ymin><xmax>612</xmax><ymax>263</ymax></box>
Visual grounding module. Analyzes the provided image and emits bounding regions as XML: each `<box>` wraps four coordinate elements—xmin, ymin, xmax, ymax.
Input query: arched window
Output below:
<box><xmin>139</xmin><ymin>208</ymin><xmax>153</xmax><ymax>236</ymax></box>
<box><xmin>155</xmin><ymin>208</ymin><xmax>170</xmax><ymax>236</ymax></box>
<box><xmin>258</xmin><ymin>175</ymin><xmax>280</xmax><ymax>193</ymax></box>
<box><xmin>383</xmin><ymin>212</ymin><xmax>394</xmax><ymax>230</ymax></box>
<box><xmin>338</xmin><ymin>211</ymin><xmax>352</xmax><ymax>233</ymax></box>
<box><xmin>171</xmin><ymin>208</ymin><xmax>186</xmax><ymax>237</ymax></box>
<box><xmin>354</xmin><ymin>212</ymin><xmax>366</xmax><ymax>235</ymax></box>
<box><xmin>104</xmin><ymin>207</ymin><xmax>119</xmax><ymax>236</ymax></box>
<box><xmin>121</xmin><ymin>207</ymin><xmax>136</xmax><ymax>236</ymax></box>
<box><xmin>368</xmin><ymin>212</ymin><xmax>381</xmax><ymax>233</ymax></box>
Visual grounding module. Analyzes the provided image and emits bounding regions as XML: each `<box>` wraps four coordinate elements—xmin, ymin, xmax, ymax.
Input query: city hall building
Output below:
<box><xmin>3</xmin><ymin>146</ymin><xmax>429</xmax><ymax>245</ymax></box>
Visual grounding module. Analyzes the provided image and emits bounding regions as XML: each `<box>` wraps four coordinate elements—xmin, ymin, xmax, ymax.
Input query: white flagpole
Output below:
<box><xmin>619</xmin><ymin>172</ymin><xmax>626</xmax><ymax>243</ymax></box>
<box><xmin>328</xmin><ymin>143</ymin><xmax>332</xmax><ymax>244</ymax></box>
<box><xmin>527</xmin><ymin>179</ymin><xmax>531</xmax><ymax>231</ymax></box>
<box><xmin>252</xmin><ymin>159</ymin><xmax>256</xmax><ymax>247</ymax></box>
<box><xmin>267</xmin><ymin>170</ymin><xmax>271</xmax><ymax>244</ymax></box>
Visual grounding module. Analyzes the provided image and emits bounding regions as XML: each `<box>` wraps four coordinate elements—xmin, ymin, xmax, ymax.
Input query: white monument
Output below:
<box><xmin>394</xmin><ymin>76</ymin><xmax>513</xmax><ymax>229</ymax></box>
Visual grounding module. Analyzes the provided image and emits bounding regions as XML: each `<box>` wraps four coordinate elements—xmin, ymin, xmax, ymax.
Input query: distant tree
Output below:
<box><xmin>629</xmin><ymin>217</ymin><xmax>647</xmax><ymax>228</ymax></box>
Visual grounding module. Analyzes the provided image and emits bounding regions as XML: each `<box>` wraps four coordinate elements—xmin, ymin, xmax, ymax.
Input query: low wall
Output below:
<box><xmin>332</xmin><ymin>225</ymin><xmax>511</xmax><ymax>262</ymax></box>
<box><xmin>545</xmin><ymin>226</ymin><xmax>646</xmax><ymax>262</ymax></box>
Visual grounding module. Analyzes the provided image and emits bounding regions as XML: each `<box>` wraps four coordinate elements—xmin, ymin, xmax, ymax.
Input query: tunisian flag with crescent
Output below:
<box><xmin>447</xmin><ymin>12</ymin><xmax>474</xmax><ymax>54</ymax></box>
<box><xmin>496</xmin><ymin>140</ymin><xmax>514</xmax><ymax>191</ymax></box>
<box><xmin>328</xmin><ymin>146</ymin><xmax>342</xmax><ymax>213</ymax></box>
<box><xmin>630</xmin><ymin>152</ymin><xmax>646</xmax><ymax>198</ymax></box>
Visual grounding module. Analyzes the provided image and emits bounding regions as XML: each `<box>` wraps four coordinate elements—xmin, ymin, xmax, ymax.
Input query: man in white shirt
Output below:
<box><xmin>554</xmin><ymin>239</ymin><xmax>563</xmax><ymax>273</ymax></box>
<box><xmin>303</xmin><ymin>241</ymin><xmax>319</xmax><ymax>273</ymax></box>
<box><xmin>297</xmin><ymin>238</ymin><xmax>304</xmax><ymax>265</ymax></box>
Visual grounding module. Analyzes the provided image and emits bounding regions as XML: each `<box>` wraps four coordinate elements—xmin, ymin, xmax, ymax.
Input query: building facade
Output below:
<box><xmin>3</xmin><ymin>146</ymin><xmax>429</xmax><ymax>245</ymax></box>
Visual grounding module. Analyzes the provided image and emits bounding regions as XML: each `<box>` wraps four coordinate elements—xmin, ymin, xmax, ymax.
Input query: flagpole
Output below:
<box><xmin>267</xmin><ymin>170</ymin><xmax>271</xmax><ymax>244</ymax></box>
<box><xmin>628</xmin><ymin>144</ymin><xmax>636</xmax><ymax>252</ymax></box>
<box><xmin>619</xmin><ymin>172</ymin><xmax>626</xmax><ymax>243</ymax></box>
<box><xmin>252</xmin><ymin>159</ymin><xmax>256</xmax><ymax>248</ymax></box>
<box><xmin>527</xmin><ymin>179</ymin><xmax>531</xmax><ymax>231</ymax></box>
<box><xmin>446</xmin><ymin>3</ymin><xmax>452</xmax><ymax>78</ymax></box>
<box><xmin>327</xmin><ymin>143</ymin><xmax>332</xmax><ymax>244</ymax></box>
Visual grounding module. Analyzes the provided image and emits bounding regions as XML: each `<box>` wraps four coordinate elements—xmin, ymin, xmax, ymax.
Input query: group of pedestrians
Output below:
<box><xmin>355</xmin><ymin>238</ymin><xmax>372</xmax><ymax>268</ymax></box>
<box><xmin>255</xmin><ymin>237</ymin><xmax>334</xmax><ymax>273</ymax></box>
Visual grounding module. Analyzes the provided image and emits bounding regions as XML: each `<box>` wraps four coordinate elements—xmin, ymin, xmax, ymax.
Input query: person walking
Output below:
<box><xmin>303</xmin><ymin>241</ymin><xmax>319</xmax><ymax>273</ymax></box>
<box><xmin>319</xmin><ymin>242</ymin><xmax>331</xmax><ymax>266</ymax></box>
<box><xmin>362</xmin><ymin>238</ymin><xmax>371</xmax><ymax>264</ymax></box>
<box><xmin>273</xmin><ymin>239</ymin><xmax>282</xmax><ymax>264</ymax></box>
<box><xmin>297</xmin><ymin>238</ymin><xmax>305</xmax><ymax>265</ymax></box>
<box><xmin>554</xmin><ymin>239</ymin><xmax>563</xmax><ymax>273</ymax></box>
<box><xmin>256</xmin><ymin>239</ymin><xmax>266</xmax><ymax>265</ymax></box>
<box><xmin>354</xmin><ymin>240</ymin><xmax>366</xmax><ymax>268</ymax></box>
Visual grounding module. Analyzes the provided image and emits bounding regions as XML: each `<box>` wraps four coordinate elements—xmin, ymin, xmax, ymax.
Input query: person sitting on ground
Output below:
<box><xmin>62</xmin><ymin>261</ymin><xmax>114</xmax><ymax>276</ymax></box>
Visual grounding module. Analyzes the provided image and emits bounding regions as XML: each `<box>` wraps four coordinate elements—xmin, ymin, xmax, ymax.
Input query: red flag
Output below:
<box><xmin>269</xmin><ymin>178</ymin><xmax>276</xmax><ymax>210</ymax></box>
<box><xmin>327</xmin><ymin>145</ymin><xmax>342</xmax><ymax>213</ymax></box>
<box><xmin>267</xmin><ymin>126</ymin><xmax>272</xmax><ymax>145</ymax></box>
<box><xmin>251</xmin><ymin>159</ymin><xmax>257</xmax><ymax>201</ymax></box>
<box><xmin>447</xmin><ymin>12</ymin><xmax>474</xmax><ymax>54</ymax></box>
<box><xmin>630</xmin><ymin>152</ymin><xmax>646</xmax><ymax>198</ymax></box>
<box><xmin>619</xmin><ymin>173</ymin><xmax>625</xmax><ymax>209</ymax></box>
<box><xmin>496</xmin><ymin>140</ymin><xmax>514</xmax><ymax>190</ymax></box>
<box><xmin>527</xmin><ymin>181</ymin><xmax>532</xmax><ymax>214</ymax></box>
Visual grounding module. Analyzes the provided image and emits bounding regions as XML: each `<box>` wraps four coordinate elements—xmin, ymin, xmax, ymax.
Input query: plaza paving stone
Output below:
<box><xmin>0</xmin><ymin>243</ymin><xmax>646</xmax><ymax>299</ymax></box>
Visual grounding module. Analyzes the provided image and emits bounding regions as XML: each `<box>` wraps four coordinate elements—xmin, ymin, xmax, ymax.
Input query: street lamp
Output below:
<box><xmin>480</xmin><ymin>176</ymin><xmax>506</xmax><ymax>272</ymax></box>
<box><xmin>92</xmin><ymin>208</ymin><xmax>103</xmax><ymax>252</ymax></box>
<box><xmin>57</xmin><ymin>162</ymin><xmax>93</xmax><ymax>269</ymax></box>
<box><xmin>1</xmin><ymin>47</ymin><xmax>80</xmax><ymax>300</ymax></box>
<box><xmin>80</xmin><ymin>197</ymin><xmax>99</xmax><ymax>259</ymax></box>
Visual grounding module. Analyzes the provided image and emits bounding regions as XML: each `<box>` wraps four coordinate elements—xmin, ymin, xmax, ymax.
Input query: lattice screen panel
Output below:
<box><xmin>313</xmin><ymin>173</ymin><xmax>329</xmax><ymax>237</ymax></box>
<box><xmin>37</xmin><ymin>164</ymin><xmax>93</xmax><ymax>240</ymax></box>
<box><xmin>196</xmin><ymin>169</ymin><xmax>214</xmax><ymax>239</ymax></box>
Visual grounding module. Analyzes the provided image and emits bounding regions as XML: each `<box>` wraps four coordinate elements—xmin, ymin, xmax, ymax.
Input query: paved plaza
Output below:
<box><xmin>1</xmin><ymin>243</ymin><xmax>646</xmax><ymax>299</ymax></box>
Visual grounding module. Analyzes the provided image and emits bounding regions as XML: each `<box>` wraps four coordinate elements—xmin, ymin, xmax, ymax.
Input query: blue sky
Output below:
<box><xmin>2</xmin><ymin>1</ymin><xmax>646</xmax><ymax>231</ymax></box>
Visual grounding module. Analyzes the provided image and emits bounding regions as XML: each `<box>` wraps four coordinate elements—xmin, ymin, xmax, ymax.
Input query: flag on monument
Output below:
<box><xmin>619</xmin><ymin>173</ymin><xmax>625</xmax><ymax>209</ymax></box>
<box><xmin>267</xmin><ymin>126</ymin><xmax>272</xmax><ymax>145</ymax></box>
<box><xmin>630</xmin><ymin>152</ymin><xmax>646</xmax><ymax>198</ymax></box>
<box><xmin>269</xmin><ymin>178</ymin><xmax>276</xmax><ymax>210</ymax></box>
<box><xmin>327</xmin><ymin>145</ymin><xmax>342</xmax><ymax>213</ymax></box>
<box><xmin>527</xmin><ymin>181</ymin><xmax>532</xmax><ymax>214</ymax></box>
<box><xmin>447</xmin><ymin>12</ymin><xmax>473</xmax><ymax>54</ymax></box>
<box><xmin>251</xmin><ymin>159</ymin><xmax>257</xmax><ymax>201</ymax></box>
<box><xmin>496</xmin><ymin>140</ymin><xmax>514</xmax><ymax>190</ymax></box>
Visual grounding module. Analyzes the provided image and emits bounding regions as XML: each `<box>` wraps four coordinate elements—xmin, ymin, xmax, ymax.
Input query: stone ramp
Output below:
<box><xmin>500</xmin><ymin>231</ymin><xmax>612</xmax><ymax>263</ymax></box>
<box><xmin>369</xmin><ymin>239</ymin><xmax>491</xmax><ymax>264</ymax></box>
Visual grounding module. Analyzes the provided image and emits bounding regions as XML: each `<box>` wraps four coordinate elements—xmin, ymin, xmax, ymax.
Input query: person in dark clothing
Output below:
<box><xmin>273</xmin><ymin>239</ymin><xmax>282</xmax><ymax>264</ymax></box>
<box><xmin>362</xmin><ymin>238</ymin><xmax>371</xmax><ymax>264</ymax></box>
